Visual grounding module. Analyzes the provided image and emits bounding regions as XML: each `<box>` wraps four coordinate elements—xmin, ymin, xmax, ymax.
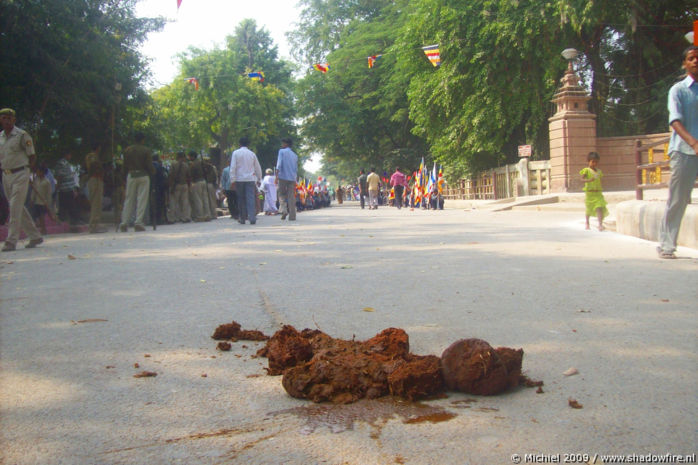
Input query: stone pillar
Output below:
<box><xmin>548</xmin><ymin>67</ymin><xmax>596</xmax><ymax>192</ymax></box>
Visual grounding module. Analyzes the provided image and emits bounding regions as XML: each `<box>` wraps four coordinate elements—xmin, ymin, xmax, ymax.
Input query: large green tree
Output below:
<box><xmin>151</xmin><ymin>20</ymin><xmax>297</xmax><ymax>171</ymax></box>
<box><xmin>292</xmin><ymin>0</ymin><xmax>429</xmax><ymax>181</ymax></box>
<box><xmin>0</xmin><ymin>0</ymin><xmax>164</xmax><ymax>160</ymax></box>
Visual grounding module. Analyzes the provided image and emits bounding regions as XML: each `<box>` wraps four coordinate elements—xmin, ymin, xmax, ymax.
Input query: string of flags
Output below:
<box><xmin>310</xmin><ymin>44</ymin><xmax>440</xmax><ymax>72</ymax></box>
<box><xmin>181</xmin><ymin>43</ymin><xmax>442</xmax><ymax>87</ymax></box>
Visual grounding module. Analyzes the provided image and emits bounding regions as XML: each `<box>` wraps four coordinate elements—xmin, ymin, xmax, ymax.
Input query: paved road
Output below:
<box><xmin>1</xmin><ymin>203</ymin><xmax>696</xmax><ymax>465</ymax></box>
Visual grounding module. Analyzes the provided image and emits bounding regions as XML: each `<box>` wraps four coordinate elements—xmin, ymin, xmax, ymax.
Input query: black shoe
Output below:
<box><xmin>25</xmin><ymin>237</ymin><xmax>43</xmax><ymax>248</ymax></box>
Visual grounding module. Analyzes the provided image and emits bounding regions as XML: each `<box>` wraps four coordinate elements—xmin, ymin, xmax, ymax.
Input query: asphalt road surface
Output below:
<box><xmin>1</xmin><ymin>202</ymin><xmax>696</xmax><ymax>465</ymax></box>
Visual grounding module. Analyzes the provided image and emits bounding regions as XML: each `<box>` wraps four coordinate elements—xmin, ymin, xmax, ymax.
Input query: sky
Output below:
<box><xmin>135</xmin><ymin>0</ymin><xmax>301</xmax><ymax>86</ymax></box>
<box><xmin>134</xmin><ymin>0</ymin><xmax>322</xmax><ymax>171</ymax></box>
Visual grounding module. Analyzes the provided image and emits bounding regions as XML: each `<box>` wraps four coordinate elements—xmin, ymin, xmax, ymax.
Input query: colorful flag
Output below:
<box><xmin>313</xmin><ymin>63</ymin><xmax>330</xmax><ymax>73</ymax></box>
<box><xmin>422</xmin><ymin>44</ymin><xmax>441</xmax><ymax>67</ymax></box>
<box><xmin>367</xmin><ymin>55</ymin><xmax>382</xmax><ymax>69</ymax></box>
<box><xmin>177</xmin><ymin>0</ymin><xmax>182</xmax><ymax>9</ymax></box>
<box><xmin>248</xmin><ymin>71</ymin><xmax>265</xmax><ymax>82</ymax></box>
<box><xmin>186</xmin><ymin>77</ymin><xmax>199</xmax><ymax>90</ymax></box>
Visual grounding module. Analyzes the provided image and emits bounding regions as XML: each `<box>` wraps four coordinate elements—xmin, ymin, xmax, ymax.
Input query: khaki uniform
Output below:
<box><xmin>119</xmin><ymin>144</ymin><xmax>154</xmax><ymax>230</ymax></box>
<box><xmin>169</xmin><ymin>159</ymin><xmax>191</xmax><ymax>222</ymax></box>
<box><xmin>0</xmin><ymin>126</ymin><xmax>41</xmax><ymax>246</ymax></box>
<box><xmin>85</xmin><ymin>151</ymin><xmax>104</xmax><ymax>232</ymax></box>
<box><xmin>204</xmin><ymin>162</ymin><xmax>218</xmax><ymax>219</ymax></box>
<box><xmin>188</xmin><ymin>159</ymin><xmax>207</xmax><ymax>221</ymax></box>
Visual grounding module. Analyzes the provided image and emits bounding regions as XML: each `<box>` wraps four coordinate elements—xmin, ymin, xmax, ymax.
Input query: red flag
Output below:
<box><xmin>177</xmin><ymin>0</ymin><xmax>182</xmax><ymax>9</ymax></box>
<box><xmin>694</xmin><ymin>20</ymin><xmax>698</xmax><ymax>45</ymax></box>
<box><xmin>186</xmin><ymin>77</ymin><xmax>199</xmax><ymax>90</ymax></box>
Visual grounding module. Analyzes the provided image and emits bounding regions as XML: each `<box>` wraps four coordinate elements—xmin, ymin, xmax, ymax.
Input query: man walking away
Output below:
<box><xmin>357</xmin><ymin>169</ymin><xmax>368</xmax><ymax>209</ymax></box>
<box><xmin>275</xmin><ymin>137</ymin><xmax>298</xmax><ymax>221</ymax></box>
<box><xmin>390</xmin><ymin>166</ymin><xmax>408</xmax><ymax>209</ymax></box>
<box><xmin>366</xmin><ymin>168</ymin><xmax>380</xmax><ymax>210</ymax></box>
<box><xmin>230</xmin><ymin>137</ymin><xmax>262</xmax><ymax>225</ymax></box>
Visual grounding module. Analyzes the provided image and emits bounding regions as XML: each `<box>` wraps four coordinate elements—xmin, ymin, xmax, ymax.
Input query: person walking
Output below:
<box><xmin>357</xmin><ymin>169</ymin><xmax>368</xmax><ymax>209</ymax></box>
<box><xmin>657</xmin><ymin>45</ymin><xmax>698</xmax><ymax>259</ymax></box>
<box><xmin>580</xmin><ymin>151</ymin><xmax>609</xmax><ymax>231</ymax></box>
<box><xmin>230</xmin><ymin>137</ymin><xmax>262</xmax><ymax>225</ymax></box>
<box><xmin>366</xmin><ymin>168</ymin><xmax>381</xmax><ymax>210</ymax></box>
<box><xmin>261</xmin><ymin>169</ymin><xmax>278</xmax><ymax>215</ymax></box>
<box><xmin>389</xmin><ymin>166</ymin><xmax>408</xmax><ymax>209</ymax></box>
<box><xmin>275</xmin><ymin>138</ymin><xmax>298</xmax><ymax>221</ymax></box>
<box><xmin>0</xmin><ymin>108</ymin><xmax>43</xmax><ymax>251</ymax></box>
<box><xmin>118</xmin><ymin>132</ymin><xmax>155</xmax><ymax>232</ymax></box>
<box><xmin>85</xmin><ymin>142</ymin><xmax>107</xmax><ymax>233</ymax></box>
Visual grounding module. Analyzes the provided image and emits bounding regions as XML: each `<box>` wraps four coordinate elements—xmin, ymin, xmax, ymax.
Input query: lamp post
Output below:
<box><xmin>561</xmin><ymin>48</ymin><xmax>578</xmax><ymax>73</ymax></box>
<box><xmin>111</xmin><ymin>82</ymin><xmax>122</xmax><ymax>160</ymax></box>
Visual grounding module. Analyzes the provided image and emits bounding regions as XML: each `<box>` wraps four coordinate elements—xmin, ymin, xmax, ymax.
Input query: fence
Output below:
<box><xmin>443</xmin><ymin>159</ymin><xmax>551</xmax><ymax>200</ymax></box>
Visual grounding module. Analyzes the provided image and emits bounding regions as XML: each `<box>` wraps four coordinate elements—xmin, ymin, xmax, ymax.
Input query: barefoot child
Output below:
<box><xmin>580</xmin><ymin>151</ymin><xmax>609</xmax><ymax>231</ymax></box>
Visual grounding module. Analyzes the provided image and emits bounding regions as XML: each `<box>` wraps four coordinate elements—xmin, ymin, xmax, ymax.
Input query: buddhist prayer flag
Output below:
<box><xmin>186</xmin><ymin>77</ymin><xmax>199</xmax><ymax>90</ymax></box>
<box><xmin>313</xmin><ymin>63</ymin><xmax>330</xmax><ymax>73</ymax></box>
<box><xmin>422</xmin><ymin>44</ymin><xmax>441</xmax><ymax>67</ymax></box>
<box><xmin>367</xmin><ymin>55</ymin><xmax>382</xmax><ymax>68</ymax></box>
<box><xmin>248</xmin><ymin>71</ymin><xmax>265</xmax><ymax>82</ymax></box>
<box><xmin>177</xmin><ymin>0</ymin><xmax>182</xmax><ymax>9</ymax></box>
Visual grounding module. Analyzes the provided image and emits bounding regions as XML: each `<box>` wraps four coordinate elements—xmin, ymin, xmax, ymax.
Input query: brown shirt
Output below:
<box><xmin>123</xmin><ymin>144</ymin><xmax>154</xmax><ymax>177</ymax></box>
<box><xmin>169</xmin><ymin>160</ymin><xmax>190</xmax><ymax>186</ymax></box>
<box><xmin>189</xmin><ymin>160</ymin><xmax>204</xmax><ymax>182</ymax></box>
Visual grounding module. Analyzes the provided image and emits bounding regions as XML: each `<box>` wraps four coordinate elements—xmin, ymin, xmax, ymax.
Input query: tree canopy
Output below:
<box><xmin>0</xmin><ymin>0</ymin><xmax>164</xmax><ymax>161</ymax></box>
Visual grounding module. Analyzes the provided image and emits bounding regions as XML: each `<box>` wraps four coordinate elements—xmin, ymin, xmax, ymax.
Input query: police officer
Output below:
<box><xmin>0</xmin><ymin>108</ymin><xmax>43</xmax><ymax>251</ymax></box>
<box><xmin>85</xmin><ymin>142</ymin><xmax>107</xmax><ymax>233</ymax></box>
<box><xmin>169</xmin><ymin>151</ymin><xmax>191</xmax><ymax>222</ymax></box>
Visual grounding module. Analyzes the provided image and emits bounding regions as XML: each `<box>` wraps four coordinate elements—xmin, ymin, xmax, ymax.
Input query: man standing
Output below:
<box><xmin>169</xmin><ymin>151</ymin><xmax>191</xmax><ymax>223</ymax></box>
<box><xmin>275</xmin><ymin>137</ymin><xmax>298</xmax><ymax>221</ymax></box>
<box><xmin>54</xmin><ymin>151</ymin><xmax>82</xmax><ymax>229</ymax></box>
<box><xmin>357</xmin><ymin>169</ymin><xmax>368</xmax><ymax>209</ymax></box>
<box><xmin>84</xmin><ymin>142</ymin><xmax>106</xmax><ymax>233</ymax></box>
<box><xmin>0</xmin><ymin>108</ymin><xmax>42</xmax><ymax>251</ymax></box>
<box><xmin>657</xmin><ymin>45</ymin><xmax>698</xmax><ymax>259</ymax></box>
<box><xmin>366</xmin><ymin>168</ymin><xmax>381</xmax><ymax>210</ymax></box>
<box><xmin>230</xmin><ymin>137</ymin><xmax>262</xmax><ymax>225</ymax></box>
<box><xmin>187</xmin><ymin>151</ymin><xmax>208</xmax><ymax>222</ymax></box>
<box><xmin>389</xmin><ymin>166</ymin><xmax>408</xmax><ymax>209</ymax></box>
<box><xmin>119</xmin><ymin>132</ymin><xmax>155</xmax><ymax>232</ymax></box>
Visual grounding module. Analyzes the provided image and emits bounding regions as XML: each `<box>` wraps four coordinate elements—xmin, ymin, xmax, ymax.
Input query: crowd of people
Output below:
<box><xmin>0</xmin><ymin>130</ymin><xmax>336</xmax><ymax>246</ymax></box>
<box><xmin>336</xmin><ymin>166</ymin><xmax>445</xmax><ymax>211</ymax></box>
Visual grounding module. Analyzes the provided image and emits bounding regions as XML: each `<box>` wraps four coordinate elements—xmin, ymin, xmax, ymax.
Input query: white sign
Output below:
<box><xmin>518</xmin><ymin>145</ymin><xmax>532</xmax><ymax>157</ymax></box>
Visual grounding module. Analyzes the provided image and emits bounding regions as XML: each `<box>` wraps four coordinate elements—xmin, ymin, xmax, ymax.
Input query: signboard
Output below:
<box><xmin>518</xmin><ymin>145</ymin><xmax>532</xmax><ymax>158</ymax></box>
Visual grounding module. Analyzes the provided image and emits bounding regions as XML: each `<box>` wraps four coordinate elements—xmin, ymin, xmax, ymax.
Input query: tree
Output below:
<box><xmin>150</xmin><ymin>20</ymin><xmax>298</xmax><ymax>171</ymax></box>
<box><xmin>395</xmin><ymin>0</ymin><xmax>565</xmax><ymax>176</ymax></box>
<box><xmin>292</xmin><ymin>0</ymin><xmax>429</xmax><ymax>180</ymax></box>
<box><xmin>0</xmin><ymin>0</ymin><xmax>164</xmax><ymax>160</ymax></box>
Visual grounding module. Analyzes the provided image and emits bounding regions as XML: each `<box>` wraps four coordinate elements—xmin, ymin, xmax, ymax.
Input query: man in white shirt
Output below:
<box><xmin>229</xmin><ymin>136</ymin><xmax>262</xmax><ymax>225</ymax></box>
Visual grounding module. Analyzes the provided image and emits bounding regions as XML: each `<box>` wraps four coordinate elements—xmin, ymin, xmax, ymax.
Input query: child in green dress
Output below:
<box><xmin>580</xmin><ymin>151</ymin><xmax>609</xmax><ymax>231</ymax></box>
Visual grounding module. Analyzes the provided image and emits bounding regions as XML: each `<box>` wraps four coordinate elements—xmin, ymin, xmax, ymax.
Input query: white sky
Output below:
<box><xmin>135</xmin><ymin>0</ymin><xmax>301</xmax><ymax>86</ymax></box>
<box><xmin>135</xmin><ymin>0</ymin><xmax>322</xmax><ymax>172</ymax></box>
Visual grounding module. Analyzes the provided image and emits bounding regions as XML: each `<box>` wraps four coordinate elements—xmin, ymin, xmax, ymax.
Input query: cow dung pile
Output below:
<box><xmin>212</xmin><ymin>322</ymin><xmax>536</xmax><ymax>404</ymax></box>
